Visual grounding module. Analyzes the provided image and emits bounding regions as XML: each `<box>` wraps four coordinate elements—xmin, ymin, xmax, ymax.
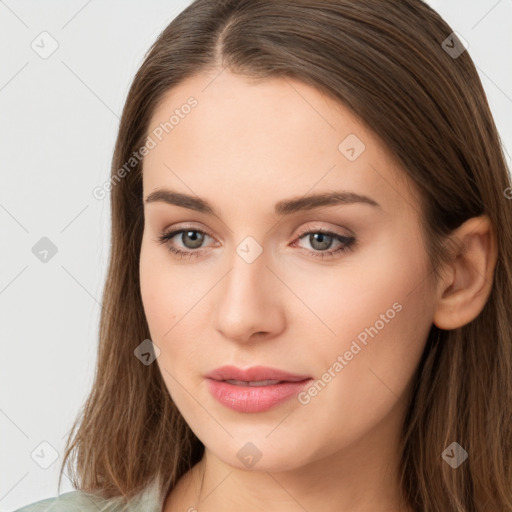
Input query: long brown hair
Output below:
<box><xmin>60</xmin><ymin>1</ymin><xmax>512</xmax><ymax>510</ymax></box>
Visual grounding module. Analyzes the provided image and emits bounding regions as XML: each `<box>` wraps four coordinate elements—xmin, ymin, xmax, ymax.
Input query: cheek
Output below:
<box><xmin>301</xmin><ymin>237</ymin><xmax>433</xmax><ymax>436</ymax></box>
<box><xmin>140</xmin><ymin>243</ymin><xmax>166</xmax><ymax>334</ymax></box>
<box><xmin>282</xmin><ymin>228</ymin><xmax>431</xmax><ymax>347</ymax></box>
<box><xmin>139</xmin><ymin>238</ymin><xmax>207</xmax><ymax>377</ymax></box>
<box><xmin>139</xmin><ymin>237</ymin><xmax>186</xmax><ymax>351</ymax></box>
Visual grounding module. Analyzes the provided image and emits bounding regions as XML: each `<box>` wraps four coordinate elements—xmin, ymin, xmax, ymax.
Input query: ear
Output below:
<box><xmin>433</xmin><ymin>214</ymin><xmax>498</xmax><ymax>330</ymax></box>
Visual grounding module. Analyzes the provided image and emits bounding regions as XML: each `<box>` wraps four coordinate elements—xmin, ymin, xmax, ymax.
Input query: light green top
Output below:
<box><xmin>11</xmin><ymin>478</ymin><xmax>165</xmax><ymax>512</ymax></box>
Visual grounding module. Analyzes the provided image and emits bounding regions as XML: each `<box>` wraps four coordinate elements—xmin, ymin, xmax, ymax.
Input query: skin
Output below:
<box><xmin>139</xmin><ymin>68</ymin><xmax>497</xmax><ymax>512</ymax></box>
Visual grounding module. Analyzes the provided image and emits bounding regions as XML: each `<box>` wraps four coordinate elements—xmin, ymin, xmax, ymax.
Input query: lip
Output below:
<box><xmin>205</xmin><ymin>365</ymin><xmax>311</xmax><ymax>383</ymax></box>
<box><xmin>205</xmin><ymin>365</ymin><xmax>313</xmax><ymax>413</ymax></box>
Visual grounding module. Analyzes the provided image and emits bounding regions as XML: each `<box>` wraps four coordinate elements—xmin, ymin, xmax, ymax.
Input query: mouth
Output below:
<box><xmin>205</xmin><ymin>365</ymin><xmax>313</xmax><ymax>413</ymax></box>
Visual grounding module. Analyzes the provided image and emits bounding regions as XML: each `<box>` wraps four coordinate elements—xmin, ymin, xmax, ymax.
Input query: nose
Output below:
<box><xmin>212</xmin><ymin>245</ymin><xmax>286</xmax><ymax>344</ymax></box>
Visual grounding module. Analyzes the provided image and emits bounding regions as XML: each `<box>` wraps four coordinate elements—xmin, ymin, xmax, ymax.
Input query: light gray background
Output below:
<box><xmin>1</xmin><ymin>1</ymin><xmax>511</xmax><ymax>510</ymax></box>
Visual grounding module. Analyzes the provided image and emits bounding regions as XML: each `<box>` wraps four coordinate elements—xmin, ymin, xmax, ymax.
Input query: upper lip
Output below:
<box><xmin>205</xmin><ymin>365</ymin><xmax>312</xmax><ymax>382</ymax></box>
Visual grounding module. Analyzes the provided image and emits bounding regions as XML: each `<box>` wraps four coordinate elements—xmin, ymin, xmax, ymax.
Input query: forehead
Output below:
<box><xmin>142</xmin><ymin>69</ymin><xmax>417</xmax><ymax>217</ymax></box>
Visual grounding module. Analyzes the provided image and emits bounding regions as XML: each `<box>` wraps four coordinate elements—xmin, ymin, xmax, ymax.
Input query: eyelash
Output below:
<box><xmin>156</xmin><ymin>226</ymin><xmax>356</xmax><ymax>261</ymax></box>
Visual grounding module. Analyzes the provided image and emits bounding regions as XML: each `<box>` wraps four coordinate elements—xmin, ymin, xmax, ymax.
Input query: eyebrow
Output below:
<box><xmin>144</xmin><ymin>188</ymin><xmax>381</xmax><ymax>215</ymax></box>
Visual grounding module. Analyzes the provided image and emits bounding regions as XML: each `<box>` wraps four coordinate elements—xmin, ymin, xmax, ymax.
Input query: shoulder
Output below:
<box><xmin>12</xmin><ymin>479</ymin><xmax>164</xmax><ymax>512</ymax></box>
<box><xmin>12</xmin><ymin>490</ymin><xmax>128</xmax><ymax>512</ymax></box>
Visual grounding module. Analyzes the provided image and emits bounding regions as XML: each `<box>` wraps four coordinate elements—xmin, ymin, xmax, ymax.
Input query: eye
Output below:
<box><xmin>156</xmin><ymin>228</ymin><xmax>215</xmax><ymax>259</ymax></box>
<box><xmin>292</xmin><ymin>227</ymin><xmax>356</xmax><ymax>260</ymax></box>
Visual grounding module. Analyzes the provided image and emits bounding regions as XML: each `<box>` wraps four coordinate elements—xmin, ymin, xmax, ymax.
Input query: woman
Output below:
<box><xmin>14</xmin><ymin>0</ymin><xmax>512</xmax><ymax>511</ymax></box>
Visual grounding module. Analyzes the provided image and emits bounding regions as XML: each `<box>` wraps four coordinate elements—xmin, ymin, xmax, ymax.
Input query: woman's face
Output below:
<box><xmin>139</xmin><ymin>69</ymin><xmax>436</xmax><ymax>473</ymax></box>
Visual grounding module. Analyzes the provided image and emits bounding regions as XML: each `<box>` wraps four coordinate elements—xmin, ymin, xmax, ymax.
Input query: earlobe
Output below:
<box><xmin>433</xmin><ymin>214</ymin><xmax>498</xmax><ymax>330</ymax></box>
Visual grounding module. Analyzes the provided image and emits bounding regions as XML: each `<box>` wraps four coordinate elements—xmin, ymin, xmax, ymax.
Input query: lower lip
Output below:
<box><xmin>206</xmin><ymin>378</ymin><xmax>312</xmax><ymax>413</ymax></box>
